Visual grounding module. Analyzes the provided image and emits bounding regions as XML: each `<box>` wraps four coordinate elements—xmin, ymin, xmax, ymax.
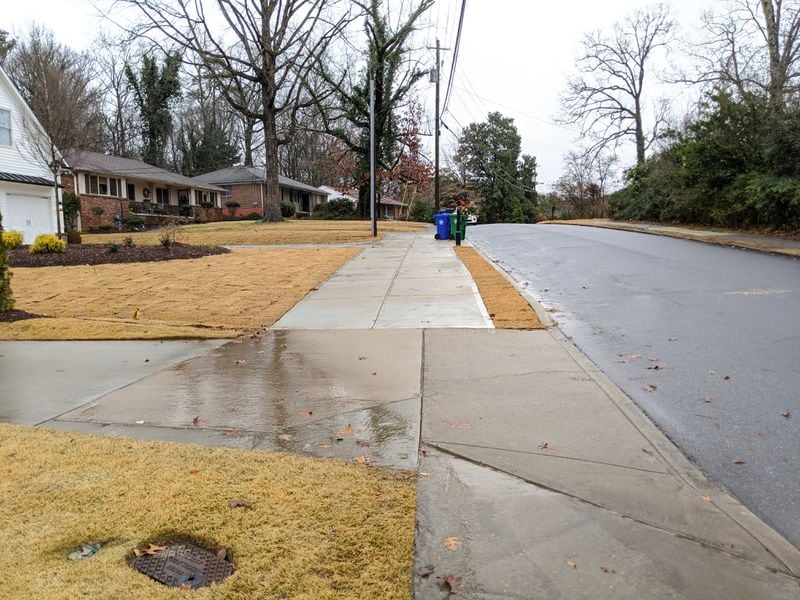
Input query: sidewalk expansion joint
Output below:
<box><xmin>426</xmin><ymin>439</ymin><xmax>671</xmax><ymax>475</ymax></box>
<box><xmin>369</xmin><ymin>237</ymin><xmax>414</xmax><ymax>329</ymax></box>
<box><xmin>426</xmin><ymin>442</ymin><xmax>799</xmax><ymax>578</ymax></box>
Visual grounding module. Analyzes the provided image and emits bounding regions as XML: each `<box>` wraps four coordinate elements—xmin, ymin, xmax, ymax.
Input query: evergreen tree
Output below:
<box><xmin>126</xmin><ymin>53</ymin><xmax>182</xmax><ymax>168</ymax></box>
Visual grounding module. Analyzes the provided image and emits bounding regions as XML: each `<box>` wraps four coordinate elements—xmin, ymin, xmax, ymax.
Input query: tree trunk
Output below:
<box><xmin>634</xmin><ymin>98</ymin><xmax>645</xmax><ymax>166</ymax></box>
<box><xmin>761</xmin><ymin>0</ymin><xmax>784</xmax><ymax>113</ymax></box>
<box><xmin>243</xmin><ymin>119</ymin><xmax>254</xmax><ymax>167</ymax></box>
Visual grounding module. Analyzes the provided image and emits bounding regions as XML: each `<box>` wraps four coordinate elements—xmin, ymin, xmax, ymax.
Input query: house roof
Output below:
<box><xmin>64</xmin><ymin>150</ymin><xmax>225</xmax><ymax>192</ymax></box>
<box><xmin>192</xmin><ymin>166</ymin><xmax>328</xmax><ymax>196</ymax></box>
<box><xmin>379</xmin><ymin>196</ymin><xmax>406</xmax><ymax>206</ymax></box>
<box><xmin>318</xmin><ymin>185</ymin><xmax>358</xmax><ymax>202</ymax></box>
<box><xmin>0</xmin><ymin>171</ymin><xmax>55</xmax><ymax>187</ymax></box>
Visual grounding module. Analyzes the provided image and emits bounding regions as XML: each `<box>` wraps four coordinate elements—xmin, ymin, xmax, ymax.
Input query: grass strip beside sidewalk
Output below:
<box><xmin>455</xmin><ymin>246</ymin><xmax>544</xmax><ymax>330</ymax></box>
<box><xmin>0</xmin><ymin>424</ymin><xmax>416</xmax><ymax>599</ymax></box>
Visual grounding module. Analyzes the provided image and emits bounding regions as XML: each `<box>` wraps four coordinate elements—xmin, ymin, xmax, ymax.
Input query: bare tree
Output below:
<box><xmin>93</xmin><ymin>36</ymin><xmax>140</xmax><ymax>157</ymax></box>
<box><xmin>113</xmin><ymin>0</ymin><xmax>352</xmax><ymax>220</ymax></box>
<box><xmin>685</xmin><ymin>1</ymin><xmax>800</xmax><ymax>113</ymax></box>
<box><xmin>555</xmin><ymin>150</ymin><xmax>617</xmax><ymax>218</ymax></box>
<box><xmin>561</xmin><ymin>3</ymin><xmax>674</xmax><ymax>166</ymax></box>
<box><xmin>5</xmin><ymin>24</ymin><xmax>105</xmax><ymax>236</ymax></box>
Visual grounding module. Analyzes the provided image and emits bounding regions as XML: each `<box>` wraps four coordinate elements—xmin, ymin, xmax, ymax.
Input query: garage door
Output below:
<box><xmin>4</xmin><ymin>194</ymin><xmax>53</xmax><ymax>244</ymax></box>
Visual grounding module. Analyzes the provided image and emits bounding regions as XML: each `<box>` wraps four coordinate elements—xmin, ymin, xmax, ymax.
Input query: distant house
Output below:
<box><xmin>318</xmin><ymin>185</ymin><xmax>358</xmax><ymax>207</ymax></box>
<box><xmin>0</xmin><ymin>65</ymin><xmax>62</xmax><ymax>244</ymax></box>
<box><xmin>193</xmin><ymin>166</ymin><xmax>329</xmax><ymax>217</ymax></box>
<box><xmin>62</xmin><ymin>150</ymin><xmax>226</xmax><ymax>231</ymax></box>
<box><xmin>379</xmin><ymin>196</ymin><xmax>408</xmax><ymax>220</ymax></box>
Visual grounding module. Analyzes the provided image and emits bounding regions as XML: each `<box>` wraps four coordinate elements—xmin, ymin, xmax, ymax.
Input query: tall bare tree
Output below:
<box><xmin>5</xmin><ymin>24</ymin><xmax>105</xmax><ymax>235</ymax></box>
<box><xmin>561</xmin><ymin>4</ymin><xmax>674</xmax><ymax>166</ymax></box>
<box><xmin>115</xmin><ymin>0</ymin><xmax>352</xmax><ymax>220</ymax></box>
<box><xmin>687</xmin><ymin>1</ymin><xmax>800</xmax><ymax>113</ymax></box>
<box><xmin>93</xmin><ymin>36</ymin><xmax>139</xmax><ymax>157</ymax></box>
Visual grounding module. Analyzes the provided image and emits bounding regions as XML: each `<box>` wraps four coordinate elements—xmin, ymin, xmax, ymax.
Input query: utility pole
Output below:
<box><xmin>370</xmin><ymin>77</ymin><xmax>376</xmax><ymax>238</ymax></box>
<box><xmin>434</xmin><ymin>38</ymin><xmax>441</xmax><ymax>211</ymax></box>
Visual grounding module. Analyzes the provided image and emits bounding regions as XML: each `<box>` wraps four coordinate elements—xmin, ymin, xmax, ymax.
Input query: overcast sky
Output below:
<box><xmin>5</xmin><ymin>0</ymin><xmax>719</xmax><ymax>191</ymax></box>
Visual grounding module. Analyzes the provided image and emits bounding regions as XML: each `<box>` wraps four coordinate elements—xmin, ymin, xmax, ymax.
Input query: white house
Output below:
<box><xmin>0</xmin><ymin>65</ymin><xmax>61</xmax><ymax>244</ymax></box>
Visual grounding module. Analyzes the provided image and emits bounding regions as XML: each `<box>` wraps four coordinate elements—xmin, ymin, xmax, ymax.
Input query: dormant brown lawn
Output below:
<box><xmin>1</xmin><ymin>248</ymin><xmax>358</xmax><ymax>340</ymax></box>
<box><xmin>455</xmin><ymin>246</ymin><xmax>544</xmax><ymax>330</ymax></box>
<box><xmin>0</xmin><ymin>424</ymin><xmax>416</xmax><ymax>600</ymax></box>
<box><xmin>82</xmin><ymin>219</ymin><xmax>427</xmax><ymax>247</ymax></box>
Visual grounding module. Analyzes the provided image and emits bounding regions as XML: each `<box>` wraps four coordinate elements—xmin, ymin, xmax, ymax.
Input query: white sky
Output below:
<box><xmin>4</xmin><ymin>0</ymin><xmax>719</xmax><ymax>191</ymax></box>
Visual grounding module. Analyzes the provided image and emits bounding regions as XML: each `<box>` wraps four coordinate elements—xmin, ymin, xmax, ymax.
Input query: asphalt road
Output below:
<box><xmin>468</xmin><ymin>223</ymin><xmax>800</xmax><ymax>549</ymax></box>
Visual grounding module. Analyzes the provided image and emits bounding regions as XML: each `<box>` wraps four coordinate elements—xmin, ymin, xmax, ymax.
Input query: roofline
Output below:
<box><xmin>68</xmin><ymin>163</ymin><xmax>226</xmax><ymax>193</ymax></box>
<box><xmin>0</xmin><ymin>65</ymin><xmax>62</xmax><ymax>164</ymax></box>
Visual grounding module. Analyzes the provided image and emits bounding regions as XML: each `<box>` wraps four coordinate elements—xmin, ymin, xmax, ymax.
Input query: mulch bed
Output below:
<box><xmin>7</xmin><ymin>243</ymin><xmax>230</xmax><ymax>268</ymax></box>
<box><xmin>0</xmin><ymin>309</ymin><xmax>47</xmax><ymax>323</ymax></box>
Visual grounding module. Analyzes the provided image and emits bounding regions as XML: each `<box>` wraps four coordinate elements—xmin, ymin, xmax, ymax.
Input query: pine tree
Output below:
<box><xmin>0</xmin><ymin>209</ymin><xmax>14</xmax><ymax>312</ymax></box>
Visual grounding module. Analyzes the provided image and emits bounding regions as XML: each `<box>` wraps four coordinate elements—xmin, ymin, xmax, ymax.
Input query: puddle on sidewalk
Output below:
<box><xmin>56</xmin><ymin>330</ymin><xmax>423</xmax><ymax>470</ymax></box>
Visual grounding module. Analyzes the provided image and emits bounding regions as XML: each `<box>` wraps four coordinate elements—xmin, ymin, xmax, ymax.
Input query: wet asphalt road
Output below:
<box><xmin>468</xmin><ymin>223</ymin><xmax>800</xmax><ymax>549</ymax></box>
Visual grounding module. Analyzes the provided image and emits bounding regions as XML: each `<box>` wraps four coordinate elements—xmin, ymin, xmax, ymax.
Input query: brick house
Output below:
<box><xmin>62</xmin><ymin>150</ymin><xmax>226</xmax><ymax>231</ymax></box>
<box><xmin>192</xmin><ymin>166</ymin><xmax>329</xmax><ymax>217</ymax></box>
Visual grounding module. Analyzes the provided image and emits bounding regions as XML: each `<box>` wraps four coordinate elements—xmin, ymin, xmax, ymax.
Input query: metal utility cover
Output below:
<box><xmin>132</xmin><ymin>542</ymin><xmax>233</xmax><ymax>589</ymax></box>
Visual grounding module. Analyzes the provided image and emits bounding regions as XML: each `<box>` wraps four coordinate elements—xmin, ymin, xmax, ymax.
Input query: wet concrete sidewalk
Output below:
<box><xmin>274</xmin><ymin>232</ymin><xmax>492</xmax><ymax>329</ymax></box>
<box><xmin>4</xmin><ymin>230</ymin><xmax>799</xmax><ymax>598</ymax></box>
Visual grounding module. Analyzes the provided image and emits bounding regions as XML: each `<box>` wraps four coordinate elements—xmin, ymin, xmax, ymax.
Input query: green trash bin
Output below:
<box><xmin>449</xmin><ymin>211</ymin><xmax>468</xmax><ymax>240</ymax></box>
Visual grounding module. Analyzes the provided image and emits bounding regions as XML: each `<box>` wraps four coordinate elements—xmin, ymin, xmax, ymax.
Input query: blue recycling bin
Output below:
<box><xmin>434</xmin><ymin>210</ymin><xmax>450</xmax><ymax>240</ymax></box>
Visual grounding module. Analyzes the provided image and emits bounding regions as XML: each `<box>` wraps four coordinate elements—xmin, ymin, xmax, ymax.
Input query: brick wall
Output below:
<box><xmin>80</xmin><ymin>196</ymin><xmax>130</xmax><ymax>231</ymax></box>
<box><xmin>222</xmin><ymin>183</ymin><xmax>264</xmax><ymax>217</ymax></box>
<box><xmin>62</xmin><ymin>173</ymin><xmax>76</xmax><ymax>195</ymax></box>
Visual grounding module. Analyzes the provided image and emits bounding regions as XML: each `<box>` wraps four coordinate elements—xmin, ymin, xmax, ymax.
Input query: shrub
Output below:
<box><xmin>535</xmin><ymin>212</ymin><xmax>549</xmax><ymax>223</ymax></box>
<box><xmin>0</xmin><ymin>211</ymin><xmax>14</xmax><ymax>311</ymax></box>
<box><xmin>280</xmin><ymin>202</ymin><xmax>296</xmax><ymax>218</ymax></box>
<box><xmin>66</xmin><ymin>229</ymin><xmax>82</xmax><ymax>245</ymax></box>
<box><xmin>312</xmin><ymin>198</ymin><xmax>359</xmax><ymax>220</ymax></box>
<box><xmin>408</xmin><ymin>200</ymin><xmax>435</xmax><ymax>223</ymax></box>
<box><xmin>122</xmin><ymin>235</ymin><xmax>135</xmax><ymax>247</ymax></box>
<box><xmin>225</xmin><ymin>200</ymin><xmax>241</xmax><ymax>216</ymax></box>
<box><xmin>179</xmin><ymin>205</ymin><xmax>192</xmax><ymax>217</ymax></box>
<box><xmin>244</xmin><ymin>212</ymin><xmax>262</xmax><ymax>220</ymax></box>
<box><xmin>159</xmin><ymin>221</ymin><xmax>181</xmax><ymax>247</ymax></box>
<box><xmin>29</xmin><ymin>233</ymin><xmax>66</xmax><ymax>254</ymax></box>
<box><xmin>107</xmin><ymin>241</ymin><xmax>120</xmax><ymax>253</ymax></box>
<box><xmin>62</xmin><ymin>192</ymin><xmax>80</xmax><ymax>230</ymax></box>
<box><xmin>1</xmin><ymin>230</ymin><xmax>24</xmax><ymax>249</ymax></box>
<box><xmin>98</xmin><ymin>225</ymin><xmax>113</xmax><ymax>233</ymax></box>
<box><xmin>123</xmin><ymin>214</ymin><xmax>145</xmax><ymax>229</ymax></box>
<box><xmin>91</xmin><ymin>205</ymin><xmax>106</xmax><ymax>217</ymax></box>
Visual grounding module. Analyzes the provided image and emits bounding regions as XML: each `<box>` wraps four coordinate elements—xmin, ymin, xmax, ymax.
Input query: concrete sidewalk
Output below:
<box><xmin>6</xmin><ymin>230</ymin><xmax>799</xmax><ymax>598</ymax></box>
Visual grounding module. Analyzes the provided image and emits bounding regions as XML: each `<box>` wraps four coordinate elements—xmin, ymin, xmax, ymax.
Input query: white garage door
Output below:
<box><xmin>4</xmin><ymin>194</ymin><xmax>53</xmax><ymax>244</ymax></box>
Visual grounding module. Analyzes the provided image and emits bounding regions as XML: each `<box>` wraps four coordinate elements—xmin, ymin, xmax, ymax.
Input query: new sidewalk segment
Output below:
<box><xmin>11</xmin><ymin>232</ymin><xmax>799</xmax><ymax>598</ymax></box>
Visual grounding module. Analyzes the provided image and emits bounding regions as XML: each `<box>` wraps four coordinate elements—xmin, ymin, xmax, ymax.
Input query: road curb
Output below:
<box><xmin>463</xmin><ymin>240</ymin><xmax>554</xmax><ymax>327</ymax></box>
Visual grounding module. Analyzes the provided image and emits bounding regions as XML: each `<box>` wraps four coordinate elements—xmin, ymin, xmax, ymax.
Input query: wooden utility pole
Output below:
<box><xmin>434</xmin><ymin>39</ymin><xmax>441</xmax><ymax>211</ymax></box>
<box><xmin>370</xmin><ymin>77</ymin><xmax>377</xmax><ymax>237</ymax></box>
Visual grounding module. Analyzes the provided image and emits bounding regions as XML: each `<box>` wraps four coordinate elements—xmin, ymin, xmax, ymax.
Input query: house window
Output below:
<box><xmin>127</xmin><ymin>183</ymin><xmax>135</xmax><ymax>201</ymax></box>
<box><xmin>0</xmin><ymin>109</ymin><xmax>11</xmax><ymax>146</ymax></box>
<box><xmin>86</xmin><ymin>174</ymin><xmax>122</xmax><ymax>197</ymax></box>
<box><xmin>155</xmin><ymin>187</ymin><xmax>170</xmax><ymax>205</ymax></box>
<box><xmin>209</xmin><ymin>192</ymin><xmax>218</xmax><ymax>207</ymax></box>
<box><xmin>220</xmin><ymin>185</ymin><xmax>232</xmax><ymax>198</ymax></box>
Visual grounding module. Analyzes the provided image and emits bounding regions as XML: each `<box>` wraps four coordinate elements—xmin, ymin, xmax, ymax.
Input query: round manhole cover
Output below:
<box><xmin>131</xmin><ymin>541</ymin><xmax>233</xmax><ymax>589</ymax></box>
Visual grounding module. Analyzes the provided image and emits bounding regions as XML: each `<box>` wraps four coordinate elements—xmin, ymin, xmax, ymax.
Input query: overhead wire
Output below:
<box><xmin>441</xmin><ymin>0</ymin><xmax>466</xmax><ymax>117</ymax></box>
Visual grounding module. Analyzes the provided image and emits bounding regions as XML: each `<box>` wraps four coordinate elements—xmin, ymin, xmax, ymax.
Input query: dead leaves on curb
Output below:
<box><xmin>443</xmin><ymin>536</ymin><xmax>461</xmax><ymax>551</ymax></box>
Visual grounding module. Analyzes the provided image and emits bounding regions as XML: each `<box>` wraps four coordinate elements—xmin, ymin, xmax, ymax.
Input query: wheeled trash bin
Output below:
<box><xmin>434</xmin><ymin>210</ymin><xmax>451</xmax><ymax>240</ymax></box>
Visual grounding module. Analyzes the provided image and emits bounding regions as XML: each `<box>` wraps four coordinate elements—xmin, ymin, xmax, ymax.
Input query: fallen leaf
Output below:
<box><xmin>567</xmin><ymin>560</ymin><xmax>578</xmax><ymax>570</ymax></box>
<box><xmin>644</xmin><ymin>384</ymin><xmax>657</xmax><ymax>393</ymax></box>
<box><xmin>192</xmin><ymin>416</ymin><xmax>200</xmax><ymax>426</ymax></box>
<box><xmin>641</xmin><ymin>448</ymin><xmax>653</xmax><ymax>455</ymax></box>
<box><xmin>782</xmin><ymin>411</ymin><xmax>791</xmax><ymax>418</ymax></box>
<box><xmin>235</xmin><ymin>359</ymin><xmax>247</xmax><ymax>365</ymax></box>
<box><xmin>418</xmin><ymin>472</ymin><xmax>431</xmax><ymax>477</ymax></box>
<box><xmin>358</xmin><ymin>356</ymin><xmax>367</xmax><ymax>360</ymax></box>
<box><xmin>600</xmin><ymin>566</ymin><xmax>616</xmax><ymax>574</ymax></box>
<box><xmin>297</xmin><ymin>410</ymin><xmax>313</xmax><ymax>417</ymax></box>
<box><xmin>143</xmin><ymin>358</ymin><xmax>149</xmax><ymax>363</ymax></box>
<box><xmin>538</xmin><ymin>441</ymin><xmax>555</xmax><ymax>452</ymax></box>
<box><xmin>133</xmin><ymin>308</ymin><xmax>140</xmax><ymax>319</ymax></box>
<box><xmin>337</xmin><ymin>424</ymin><xmax>357</xmax><ymax>436</ymax></box>
<box><xmin>355</xmin><ymin>439</ymin><xmax>370</xmax><ymax>447</ymax></box>
<box><xmin>416</xmin><ymin>564</ymin><xmax>435</xmax><ymax>577</ymax></box>
<box><xmin>733</xmin><ymin>459</ymin><xmax>746</xmax><ymax>465</ymax></box>
<box><xmin>216</xmin><ymin>548</ymin><xmax>227</xmax><ymax>560</ymax></box>
<box><xmin>440</xmin><ymin>573</ymin><xmax>462</xmax><ymax>593</ymax></box>
<box><xmin>228</xmin><ymin>498</ymin><xmax>253</xmax><ymax>509</ymax></box>
<box><xmin>628</xmin><ymin>354</ymin><xmax>642</xmax><ymax>360</ymax></box>
<box><xmin>135</xmin><ymin>420</ymin><xmax>145</xmax><ymax>425</ymax></box>
<box><xmin>647</xmin><ymin>364</ymin><xmax>663</xmax><ymax>370</ymax></box>
<box><xmin>278</xmin><ymin>434</ymin><xmax>293</xmax><ymax>441</ymax></box>
<box><xmin>698</xmin><ymin>495</ymin><xmax>712</xmax><ymax>502</ymax></box>
<box><xmin>443</xmin><ymin>537</ymin><xmax>461</xmax><ymax>551</ymax></box>
<box><xmin>668</xmin><ymin>337</ymin><xmax>678</xmax><ymax>341</ymax></box>
<box><xmin>318</xmin><ymin>444</ymin><xmax>332</xmax><ymax>449</ymax></box>
<box><xmin>703</xmin><ymin>396</ymin><xmax>714</xmax><ymax>403</ymax></box>
<box><xmin>447</xmin><ymin>421</ymin><xmax>472</xmax><ymax>430</ymax></box>
<box><xmin>723</xmin><ymin>374</ymin><xmax>731</xmax><ymax>380</ymax></box>
<box><xmin>371</xmin><ymin>372</ymin><xmax>377</xmax><ymax>375</ymax></box>
<box><xmin>137</xmin><ymin>543</ymin><xmax>167</xmax><ymax>556</ymax></box>
<box><xmin>354</xmin><ymin>456</ymin><xmax>370</xmax><ymax>465</ymax></box>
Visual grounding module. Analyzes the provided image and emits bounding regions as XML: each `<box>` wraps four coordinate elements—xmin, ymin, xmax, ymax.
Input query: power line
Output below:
<box><xmin>441</xmin><ymin>0</ymin><xmax>466</xmax><ymax>117</ymax></box>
